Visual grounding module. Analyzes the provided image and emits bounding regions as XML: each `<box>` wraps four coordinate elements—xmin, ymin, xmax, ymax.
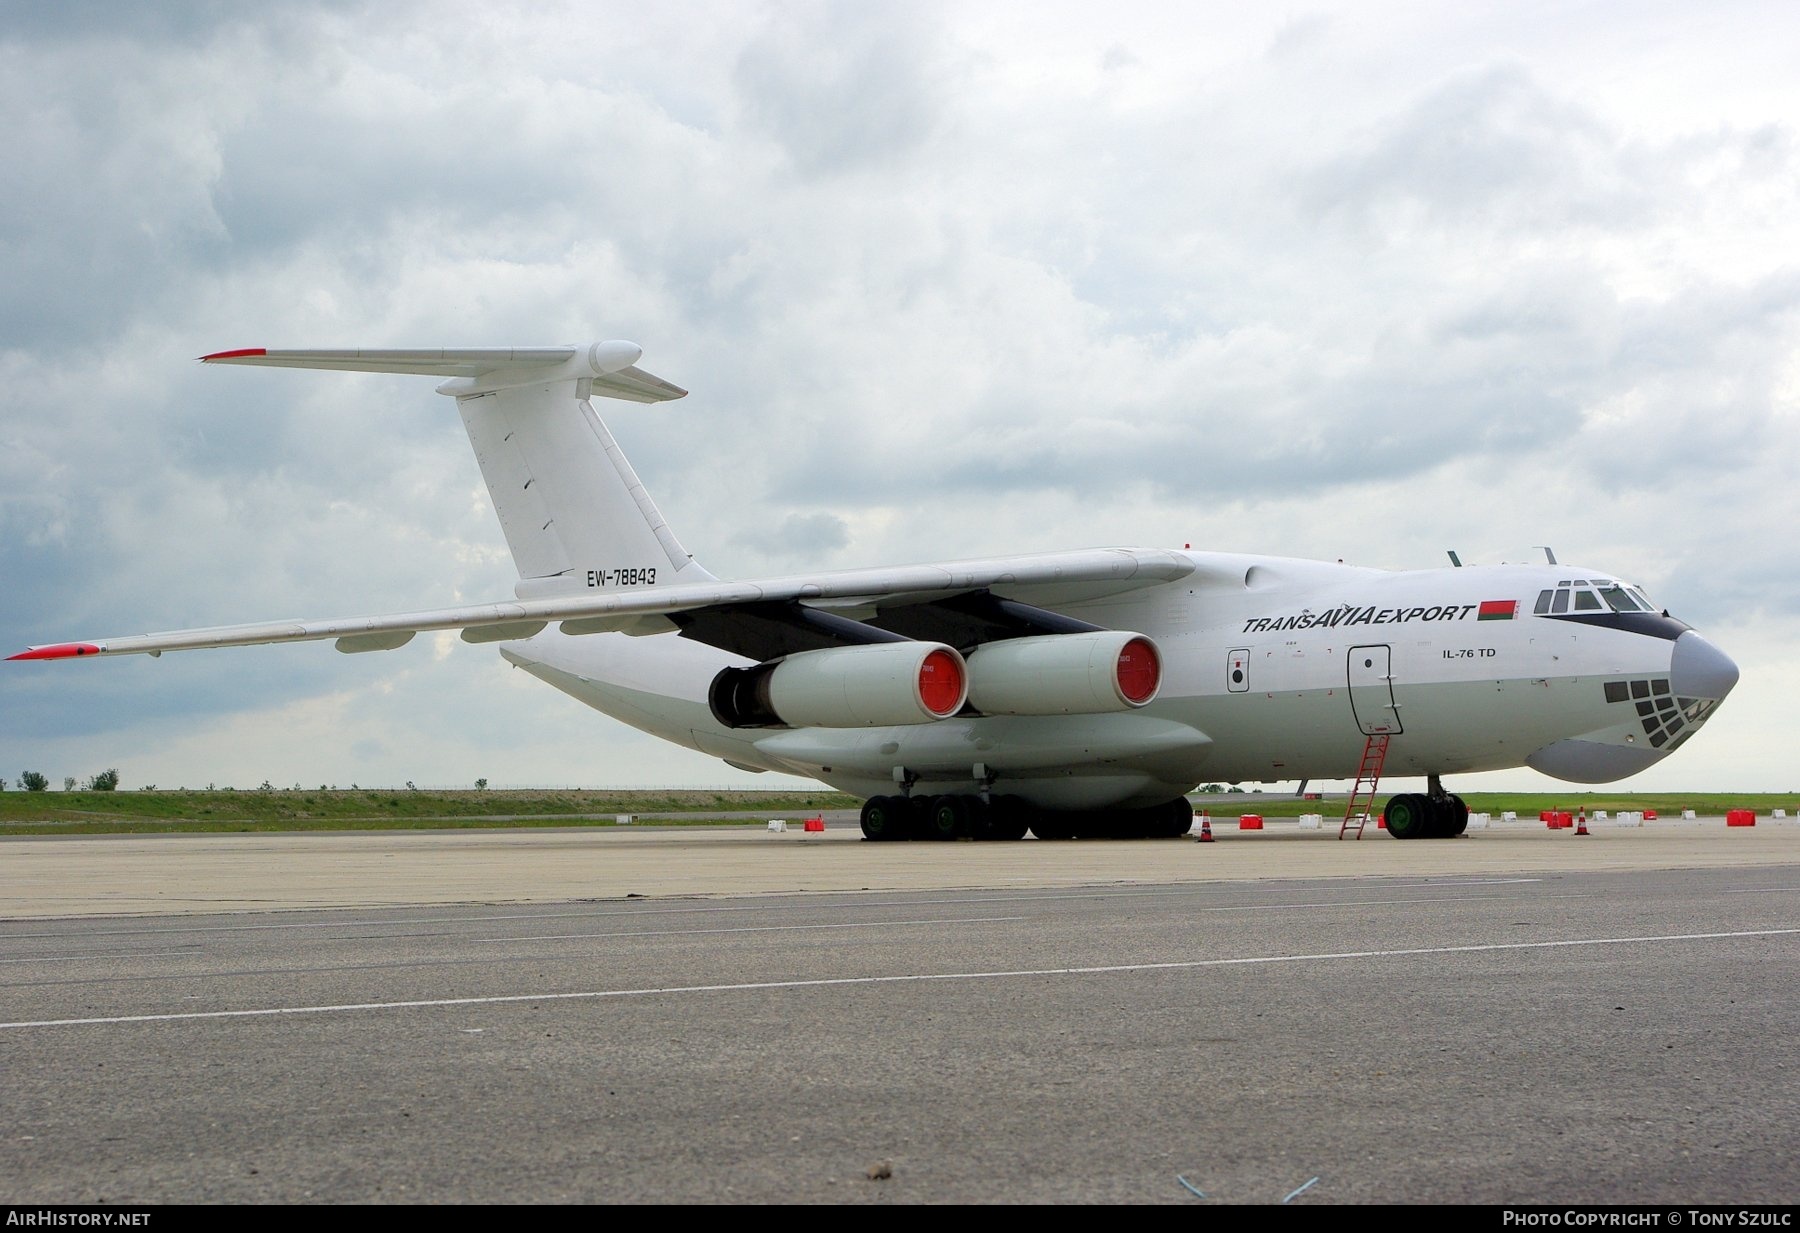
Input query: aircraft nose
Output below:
<box><xmin>1670</xmin><ymin>631</ymin><xmax>1739</xmax><ymax>701</ymax></box>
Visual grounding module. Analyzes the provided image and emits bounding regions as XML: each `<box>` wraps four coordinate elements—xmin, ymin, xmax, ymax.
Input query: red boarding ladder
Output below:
<box><xmin>1340</xmin><ymin>733</ymin><xmax>1391</xmax><ymax>839</ymax></box>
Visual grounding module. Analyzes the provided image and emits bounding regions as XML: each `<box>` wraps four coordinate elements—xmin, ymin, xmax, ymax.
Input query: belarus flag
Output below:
<box><xmin>1478</xmin><ymin>599</ymin><xmax>1518</xmax><ymax>621</ymax></box>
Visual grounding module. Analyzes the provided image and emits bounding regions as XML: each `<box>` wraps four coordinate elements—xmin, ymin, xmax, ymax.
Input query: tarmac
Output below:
<box><xmin>3</xmin><ymin>813</ymin><xmax>1796</xmax><ymax>918</ymax></box>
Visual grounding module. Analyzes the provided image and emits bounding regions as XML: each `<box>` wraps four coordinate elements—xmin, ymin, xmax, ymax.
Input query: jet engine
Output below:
<box><xmin>709</xmin><ymin>641</ymin><xmax>967</xmax><ymax>729</ymax></box>
<box><xmin>965</xmin><ymin>632</ymin><xmax>1161</xmax><ymax>715</ymax></box>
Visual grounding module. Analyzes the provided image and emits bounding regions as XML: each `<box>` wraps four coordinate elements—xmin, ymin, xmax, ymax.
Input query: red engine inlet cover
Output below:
<box><xmin>918</xmin><ymin>647</ymin><xmax>966</xmax><ymax>717</ymax></box>
<box><xmin>1115</xmin><ymin>637</ymin><xmax>1160</xmax><ymax>705</ymax></box>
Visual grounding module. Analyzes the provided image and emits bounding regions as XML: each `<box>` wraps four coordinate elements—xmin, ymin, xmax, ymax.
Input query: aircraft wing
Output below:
<box><xmin>9</xmin><ymin>548</ymin><xmax>1196</xmax><ymax>661</ymax></box>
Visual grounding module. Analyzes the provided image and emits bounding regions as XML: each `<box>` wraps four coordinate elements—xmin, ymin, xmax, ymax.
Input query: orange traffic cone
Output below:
<box><xmin>1575</xmin><ymin>808</ymin><xmax>1590</xmax><ymax>836</ymax></box>
<box><xmin>1197</xmin><ymin>811</ymin><xmax>1214</xmax><ymax>843</ymax></box>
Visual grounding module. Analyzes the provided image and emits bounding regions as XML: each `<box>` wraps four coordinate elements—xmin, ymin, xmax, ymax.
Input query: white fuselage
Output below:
<box><xmin>500</xmin><ymin>552</ymin><xmax>1735</xmax><ymax>810</ymax></box>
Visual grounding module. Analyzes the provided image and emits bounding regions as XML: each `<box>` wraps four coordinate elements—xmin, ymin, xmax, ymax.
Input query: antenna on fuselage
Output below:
<box><xmin>1536</xmin><ymin>546</ymin><xmax>1558</xmax><ymax>565</ymax></box>
<box><xmin>1446</xmin><ymin>550</ymin><xmax>1462</xmax><ymax>567</ymax></box>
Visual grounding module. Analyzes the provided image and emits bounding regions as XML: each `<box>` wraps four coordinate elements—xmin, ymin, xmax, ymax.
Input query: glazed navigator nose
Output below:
<box><xmin>1670</xmin><ymin>631</ymin><xmax>1739</xmax><ymax>702</ymax></box>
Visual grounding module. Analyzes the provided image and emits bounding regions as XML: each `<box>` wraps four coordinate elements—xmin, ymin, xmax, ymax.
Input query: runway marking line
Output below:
<box><xmin>2</xmin><ymin>926</ymin><xmax>1795</xmax><ymax>1031</ymax></box>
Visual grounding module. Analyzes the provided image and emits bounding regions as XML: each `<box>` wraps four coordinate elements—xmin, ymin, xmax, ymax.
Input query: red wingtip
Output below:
<box><xmin>7</xmin><ymin>643</ymin><xmax>103</xmax><ymax>661</ymax></box>
<box><xmin>199</xmin><ymin>348</ymin><xmax>267</xmax><ymax>362</ymax></box>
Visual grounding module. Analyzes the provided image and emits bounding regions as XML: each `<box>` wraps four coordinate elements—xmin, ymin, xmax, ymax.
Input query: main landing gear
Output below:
<box><xmin>1381</xmin><ymin>773</ymin><xmax>1469</xmax><ymax>840</ymax></box>
<box><xmin>859</xmin><ymin>794</ymin><xmax>1194</xmax><ymax>842</ymax></box>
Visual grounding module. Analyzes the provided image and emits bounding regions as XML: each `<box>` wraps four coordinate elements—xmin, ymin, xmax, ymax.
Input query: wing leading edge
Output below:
<box><xmin>9</xmin><ymin>548</ymin><xmax>1197</xmax><ymax>662</ymax></box>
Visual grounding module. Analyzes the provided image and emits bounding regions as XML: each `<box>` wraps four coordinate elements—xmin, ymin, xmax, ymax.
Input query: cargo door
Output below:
<box><xmin>1347</xmin><ymin>644</ymin><xmax>1402</xmax><ymax>735</ymax></box>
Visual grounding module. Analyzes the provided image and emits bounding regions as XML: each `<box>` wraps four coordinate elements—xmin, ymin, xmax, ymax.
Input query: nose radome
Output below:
<box><xmin>1671</xmin><ymin>631</ymin><xmax>1739</xmax><ymax>701</ymax></box>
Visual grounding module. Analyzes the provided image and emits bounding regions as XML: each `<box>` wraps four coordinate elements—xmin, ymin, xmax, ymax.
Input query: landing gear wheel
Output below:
<box><xmin>1445</xmin><ymin>794</ymin><xmax>1469</xmax><ymax>838</ymax></box>
<box><xmin>987</xmin><ymin>796</ymin><xmax>1033</xmax><ymax>842</ymax></box>
<box><xmin>962</xmin><ymin>796</ymin><xmax>995</xmax><ymax>841</ymax></box>
<box><xmin>924</xmin><ymin>794</ymin><xmax>969</xmax><ymax>841</ymax></box>
<box><xmin>1156</xmin><ymin>798</ymin><xmax>1196</xmax><ymax>838</ymax></box>
<box><xmin>1383</xmin><ymin>793</ymin><xmax>1429</xmax><ymax>840</ymax></box>
<box><xmin>859</xmin><ymin>795</ymin><xmax>909</xmax><ymax>841</ymax></box>
<box><xmin>1085</xmin><ymin>811</ymin><xmax>1130</xmax><ymax>839</ymax></box>
<box><xmin>1111</xmin><ymin>806</ymin><xmax>1161</xmax><ymax>839</ymax></box>
<box><xmin>1419</xmin><ymin>793</ymin><xmax>1470</xmax><ymax>838</ymax></box>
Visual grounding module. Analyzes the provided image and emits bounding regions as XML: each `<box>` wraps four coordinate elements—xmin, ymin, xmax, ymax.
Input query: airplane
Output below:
<box><xmin>10</xmin><ymin>341</ymin><xmax>1741</xmax><ymax>841</ymax></box>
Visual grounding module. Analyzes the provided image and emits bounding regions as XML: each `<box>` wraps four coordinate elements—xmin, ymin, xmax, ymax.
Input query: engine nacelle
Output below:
<box><xmin>965</xmin><ymin>631</ymin><xmax>1161</xmax><ymax>715</ymax></box>
<box><xmin>709</xmin><ymin>642</ymin><xmax>968</xmax><ymax>729</ymax></box>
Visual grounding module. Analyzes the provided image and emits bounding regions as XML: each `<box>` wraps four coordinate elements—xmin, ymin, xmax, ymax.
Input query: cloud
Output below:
<box><xmin>734</xmin><ymin>510</ymin><xmax>851</xmax><ymax>566</ymax></box>
<box><xmin>731</xmin><ymin>3</ymin><xmax>950</xmax><ymax>176</ymax></box>
<box><xmin>1300</xmin><ymin>65</ymin><xmax>1659</xmax><ymax>236</ymax></box>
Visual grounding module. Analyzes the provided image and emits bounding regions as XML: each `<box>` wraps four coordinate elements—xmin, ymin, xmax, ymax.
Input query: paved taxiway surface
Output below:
<box><xmin>5</xmin><ymin>814</ymin><xmax>1799</xmax><ymax>917</ymax></box>
<box><xmin>2</xmin><ymin>819</ymin><xmax>1796</xmax><ymax>1203</ymax></box>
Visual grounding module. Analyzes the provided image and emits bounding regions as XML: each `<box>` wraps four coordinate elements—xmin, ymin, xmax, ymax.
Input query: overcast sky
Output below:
<box><xmin>3</xmin><ymin>1</ymin><xmax>1797</xmax><ymax>794</ymax></box>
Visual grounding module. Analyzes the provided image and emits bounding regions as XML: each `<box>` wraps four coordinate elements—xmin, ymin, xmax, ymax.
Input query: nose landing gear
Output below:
<box><xmin>1382</xmin><ymin>774</ymin><xmax>1469</xmax><ymax>839</ymax></box>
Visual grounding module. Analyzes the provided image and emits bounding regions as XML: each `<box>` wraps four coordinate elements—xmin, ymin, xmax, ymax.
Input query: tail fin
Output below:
<box><xmin>202</xmin><ymin>342</ymin><xmax>715</xmax><ymax>597</ymax></box>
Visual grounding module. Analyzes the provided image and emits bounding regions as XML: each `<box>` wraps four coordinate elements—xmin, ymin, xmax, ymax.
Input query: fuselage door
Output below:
<box><xmin>1347</xmin><ymin>644</ymin><xmax>1402</xmax><ymax>735</ymax></box>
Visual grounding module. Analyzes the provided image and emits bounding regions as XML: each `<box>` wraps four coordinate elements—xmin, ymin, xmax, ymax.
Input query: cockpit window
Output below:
<box><xmin>1597</xmin><ymin>585</ymin><xmax>1646</xmax><ymax>613</ymax></box>
<box><xmin>1537</xmin><ymin>581</ymin><xmax>1665</xmax><ymax>618</ymax></box>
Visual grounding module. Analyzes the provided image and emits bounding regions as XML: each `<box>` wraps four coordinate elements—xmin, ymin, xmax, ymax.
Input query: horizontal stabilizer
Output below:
<box><xmin>200</xmin><ymin>347</ymin><xmax>581</xmax><ymax>376</ymax></box>
<box><xmin>201</xmin><ymin>344</ymin><xmax>687</xmax><ymax>403</ymax></box>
